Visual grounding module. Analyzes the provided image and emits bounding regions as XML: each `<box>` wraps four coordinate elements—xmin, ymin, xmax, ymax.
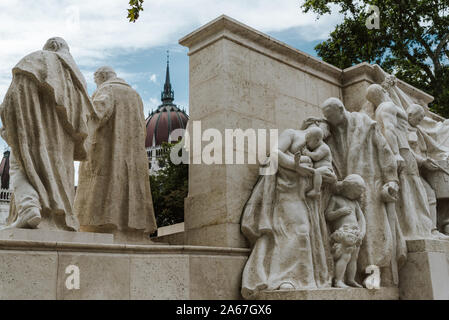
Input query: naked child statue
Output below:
<box><xmin>326</xmin><ymin>174</ymin><xmax>366</xmax><ymax>288</ymax></box>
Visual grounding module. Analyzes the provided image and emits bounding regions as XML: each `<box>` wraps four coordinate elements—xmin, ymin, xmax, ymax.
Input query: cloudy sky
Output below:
<box><xmin>0</xmin><ymin>0</ymin><xmax>343</xmax><ymax>181</ymax></box>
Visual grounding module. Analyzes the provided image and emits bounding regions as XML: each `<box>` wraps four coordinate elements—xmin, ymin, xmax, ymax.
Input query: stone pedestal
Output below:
<box><xmin>0</xmin><ymin>237</ymin><xmax>249</xmax><ymax>300</ymax></box>
<box><xmin>399</xmin><ymin>239</ymin><xmax>449</xmax><ymax>300</ymax></box>
<box><xmin>257</xmin><ymin>288</ymin><xmax>399</xmax><ymax>300</ymax></box>
<box><xmin>0</xmin><ymin>229</ymin><xmax>113</xmax><ymax>244</ymax></box>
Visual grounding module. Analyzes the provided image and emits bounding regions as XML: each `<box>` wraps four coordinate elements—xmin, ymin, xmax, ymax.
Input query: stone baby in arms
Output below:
<box><xmin>300</xmin><ymin>127</ymin><xmax>333</xmax><ymax>198</ymax></box>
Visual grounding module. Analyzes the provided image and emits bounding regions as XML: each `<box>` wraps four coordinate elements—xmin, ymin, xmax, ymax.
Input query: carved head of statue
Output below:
<box><xmin>301</xmin><ymin>117</ymin><xmax>331</xmax><ymax>140</ymax></box>
<box><xmin>366</xmin><ymin>84</ymin><xmax>389</xmax><ymax>108</ymax></box>
<box><xmin>321</xmin><ymin>98</ymin><xmax>347</xmax><ymax>127</ymax></box>
<box><xmin>382</xmin><ymin>75</ymin><xmax>397</xmax><ymax>90</ymax></box>
<box><xmin>94</xmin><ymin>66</ymin><xmax>117</xmax><ymax>87</ymax></box>
<box><xmin>43</xmin><ymin>37</ymin><xmax>70</xmax><ymax>53</ymax></box>
<box><xmin>305</xmin><ymin>127</ymin><xmax>323</xmax><ymax>150</ymax></box>
<box><xmin>339</xmin><ymin>174</ymin><xmax>366</xmax><ymax>200</ymax></box>
<box><xmin>407</xmin><ymin>104</ymin><xmax>426</xmax><ymax>127</ymax></box>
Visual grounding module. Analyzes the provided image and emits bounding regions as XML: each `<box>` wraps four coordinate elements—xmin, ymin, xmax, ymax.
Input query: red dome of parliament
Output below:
<box><xmin>145</xmin><ymin>55</ymin><xmax>188</xmax><ymax>148</ymax></box>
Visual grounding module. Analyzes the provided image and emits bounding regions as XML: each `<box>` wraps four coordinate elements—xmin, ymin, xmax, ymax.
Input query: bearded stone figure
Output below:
<box><xmin>321</xmin><ymin>97</ymin><xmax>407</xmax><ymax>286</ymax></box>
<box><xmin>0</xmin><ymin>37</ymin><xmax>93</xmax><ymax>231</ymax></box>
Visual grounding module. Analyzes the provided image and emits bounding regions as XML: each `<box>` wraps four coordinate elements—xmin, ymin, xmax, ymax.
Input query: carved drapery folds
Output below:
<box><xmin>241</xmin><ymin>69</ymin><xmax>449</xmax><ymax>298</ymax></box>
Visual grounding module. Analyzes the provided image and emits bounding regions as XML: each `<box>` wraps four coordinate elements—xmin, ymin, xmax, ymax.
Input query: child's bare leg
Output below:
<box><xmin>346</xmin><ymin>247</ymin><xmax>363</xmax><ymax>288</ymax></box>
<box><xmin>334</xmin><ymin>251</ymin><xmax>352</xmax><ymax>288</ymax></box>
<box><xmin>307</xmin><ymin>170</ymin><xmax>322</xmax><ymax>198</ymax></box>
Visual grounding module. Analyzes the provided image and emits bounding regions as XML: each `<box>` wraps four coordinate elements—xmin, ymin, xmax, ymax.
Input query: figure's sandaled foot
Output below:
<box><xmin>9</xmin><ymin>209</ymin><xmax>41</xmax><ymax>229</ymax></box>
<box><xmin>306</xmin><ymin>190</ymin><xmax>321</xmax><ymax>199</ymax></box>
<box><xmin>334</xmin><ymin>280</ymin><xmax>349</xmax><ymax>289</ymax></box>
<box><xmin>279</xmin><ymin>282</ymin><xmax>295</xmax><ymax>290</ymax></box>
<box><xmin>347</xmin><ymin>280</ymin><xmax>363</xmax><ymax>288</ymax></box>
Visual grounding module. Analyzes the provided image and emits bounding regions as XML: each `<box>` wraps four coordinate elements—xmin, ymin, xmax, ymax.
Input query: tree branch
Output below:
<box><xmin>436</xmin><ymin>33</ymin><xmax>449</xmax><ymax>58</ymax></box>
<box><xmin>401</xmin><ymin>49</ymin><xmax>436</xmax><ymax>81</ymax></box>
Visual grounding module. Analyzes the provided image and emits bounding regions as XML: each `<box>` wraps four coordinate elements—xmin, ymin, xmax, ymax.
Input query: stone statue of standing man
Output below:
<box><xmin>0</xmin><ymin>37</ymin><xmax>94</xmax><ymax>231</ymax></box>
<box><xmin>74</xmin><ymin>66</ymin><xmax>157</xmax><ymax>243</ymax></box>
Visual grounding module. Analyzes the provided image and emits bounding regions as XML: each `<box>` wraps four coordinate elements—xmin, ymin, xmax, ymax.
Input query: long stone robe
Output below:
<box><xmin>326</xmin><ymin>112</ymin><xmax>407</xmax><ymax>282</ymax></box>
<box><xmin>375</xmin><ymin>104</ymin><xmax>435</xmax><ymax>240</ymax></box>
<box><xmin>0</xmin><ymin>50</ymin><xmax>93</xmax><ymax>230</ymax></box>
<box><xmin>74</xmin><ymin>78</ymin><xmax>157</xmax><ymax>233</ymax></box>
<box><xmin>408</xmin><ymin>125</ymin><xmax>449</xmax><ymax>228</ymax></box>
<box><xmin>241</xmin><ymin>160</ymin><xmax>333</xmax><ymax>299</ymax></box>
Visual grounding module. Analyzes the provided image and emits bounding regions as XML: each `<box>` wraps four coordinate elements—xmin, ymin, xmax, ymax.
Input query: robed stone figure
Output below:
<box><xmin>321</xmin><ymin>98</ymin><xmax>407</xmax><ymax>286</ymax></box>
<box><xmin>0</xmin><ymin>37</ymin><xmax>93</xmax><ymax>231</ymax></box>
<box><xmin>241</xmin><ymin>125</ymin><xmax>335</xmax><ymax>299</ymax></box>
<box><xmin>74</xmin><ymin>67</ymin><xmax>157</xmax><ymax>239</ymax></box>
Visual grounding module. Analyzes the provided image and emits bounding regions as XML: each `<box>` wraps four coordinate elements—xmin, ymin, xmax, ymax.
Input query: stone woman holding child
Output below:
<box><xmin>240</xmin><ymin>118</ymin><xmax>337</xmax><ymax>298</ymax></box>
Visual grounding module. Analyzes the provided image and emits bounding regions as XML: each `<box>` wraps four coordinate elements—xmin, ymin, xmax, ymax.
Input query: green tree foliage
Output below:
<box><xmin>150</xmin><ymin>142</ymin><xmax>188</xmax><ymax>228</ymax></box>
<box><xmin>301</xmin><ymin>0</ymin><xmax>449</xmax><ymax>117</ymax></box>
<box><xmin>127</xmin><ymin>0</ymin><xmax>144</xmax><ymax>23</ymax></box>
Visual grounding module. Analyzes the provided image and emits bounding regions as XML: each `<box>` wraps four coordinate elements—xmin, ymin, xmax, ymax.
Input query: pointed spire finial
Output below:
<box><xmin>161</xmin><ymin>50</ymin><xmax>174</xmax><ymax>105</ymax></box>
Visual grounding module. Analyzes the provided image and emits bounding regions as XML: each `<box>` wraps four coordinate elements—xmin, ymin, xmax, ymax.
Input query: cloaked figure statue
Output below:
<box><xmin>74</xmin><ymin>66</ymin><xmax>157</xmax><ymax>243</ymax></box>
<box><xmin>0</xmin><ymin>37</ymin><xmax>93</xmax><ymax>231</ymax></box>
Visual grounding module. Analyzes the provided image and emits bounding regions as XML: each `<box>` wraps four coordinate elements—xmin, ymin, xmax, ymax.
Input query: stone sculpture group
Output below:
<box><xmin>0</xmin><ymin>38</ymin><xmax>156</xmax><ymax>240</ymax></box>
<box><xmin>2</xmin><ymin>36</ymin><xmax>449</xmax><ymax>300</ymax></box>
<box><xmin>241</xmin><ymin>74</ymin><xmax>449</xmax><ymax>298</ymax></box>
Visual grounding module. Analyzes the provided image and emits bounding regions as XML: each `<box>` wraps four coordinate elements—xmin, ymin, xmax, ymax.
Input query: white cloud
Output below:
<box><xmin>150</xmin><ymin>74</ymin><xmax>157</xmax><ymax>83</ymax></box>
<box><xmin>0</xmin><ymin>0</ymin><xmax>343</xmax><ymax>102</ymax></box>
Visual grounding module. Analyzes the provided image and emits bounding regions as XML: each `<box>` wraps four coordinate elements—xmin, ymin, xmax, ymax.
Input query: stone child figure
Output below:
<box><xmin>299</xmin><ymin>127</ymin><xmax>333</xmax><ymax>198</ymax></box>
<box><xmin>326</xmin><ymin>174</ymin><xmax>366</xmax><ymax>288</ymax></box>
<box><xmin>0</xmin><ymin>37</ymin><xmax>93</xmax><ymax>231</ymax></box>
<box><xmin>321</xmin><ymin>97</ymin><xmax>406</xmax><ymax>286</ymax></box>
<box><xmin>74</xmin><ymin>66</ymin><xmax>157</xmax><ymax>242</ymax></box>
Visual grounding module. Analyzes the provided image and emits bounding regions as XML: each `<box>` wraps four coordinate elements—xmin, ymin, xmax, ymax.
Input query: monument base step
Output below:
<box><xmin>0</xmin><ymin>239</ymin><xmax>250</xmax><ymax>300</ymax></box>
<box><xmin>0</xmin><ymin>228</ymin><xmax>113</xmax><ymax>244</ymax></box>
<box><xmin>256</xmin><ymin>287</ymin><xmax>399</xmax><ymax>300</ymax></box>
<box><xmin>400</xmin><ymin>239</ymin><xmax>449</xmax><ymax>300</ymax></box>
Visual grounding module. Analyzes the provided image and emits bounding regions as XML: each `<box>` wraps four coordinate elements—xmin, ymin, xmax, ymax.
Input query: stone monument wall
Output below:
<box><xmin>180</xmin><ymin>15</ymin><xmax>436</xmax><ymax>248</ymax></box>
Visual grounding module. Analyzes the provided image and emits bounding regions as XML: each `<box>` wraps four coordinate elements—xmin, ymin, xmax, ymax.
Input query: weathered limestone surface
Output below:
<box><xmin>257</xmin><ymin>288</ymin><xmax>399</xmax><ymax>300</ymax></box>
<box><xmin>0</xmin><ymin>229</ymin><xmax>113</xmax><ymax>244</ymax></box>
<box><xmin>180</xmin><ymin>16</ymin><xmax>342</xmax><ymax>248</ymax></box>
<box><xmin>179</xmin><ymin>15</ymin><xmax>436</xmax><ymax>249</ymax></box>
<box><xmin>0</xmin><ymin>37</ymin><xmax>93</xmax><ymax>231</ymax></box>
<box><xmin>399</xmin><ymin>239</ymin><xmax>449</xmax><ymax>300</ymax></box>
<box><xmin>0</xmin><ymin>239</ymin><xmax>248</xmax><ymax>300</ymax></box>
<box><xmin>151</xmin><ymin>222</ymin><xmax>185</xmax><ymax>245</ymax></box>
<box><xmin>75</xmin><ymin>66</ymin><xmax>157</xmax><ymax>238</ymax></box>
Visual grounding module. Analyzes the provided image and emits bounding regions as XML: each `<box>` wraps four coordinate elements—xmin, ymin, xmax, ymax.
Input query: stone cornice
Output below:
<box><xmin>179</xmin><ymin>15</ymin><xmax>343</xmax><ymax>86</ymax></box>
<box><xmin>0</xmin><ymin>239</ymin><xmax>251</xmax><ymax>255</ymax></box>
